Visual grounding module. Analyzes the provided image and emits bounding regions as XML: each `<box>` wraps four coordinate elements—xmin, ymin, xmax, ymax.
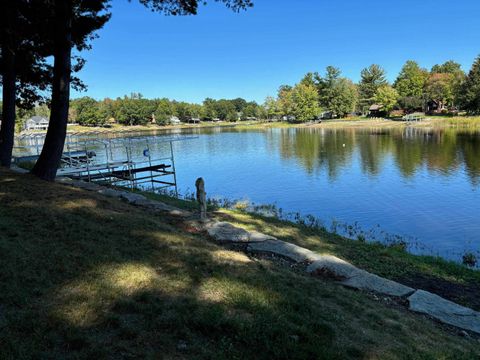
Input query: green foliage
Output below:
<box><xmin>394</xmin><ymin>60</ymin><xmax>428</xmax><ymax>98</ymax></box>
<box><xmin>263</xmin><ymin>96</ymin><xmax>280</xmax><ymax>119</ymax></box>
<box><xmin>202</xmin><ymin>98</ymin><xmax>218</xmax><ymax>120</ymax></box>
<box><xmin>115</xmin><ymin>95</ymin><xmax>156</xmax><ymax>125</ymax></box>
<box><xmin>316</xmin><ymin>66</ymin><xmax>358</xmax><ymax>117</ymax></box>
<box><xmin>398</xmin><ymin>96</ymin><xmax>424</xmax><ymax>113</ymax></box>
<box><xmin>215</xmin><ymin>99</ymin><xmax>238</xmax><ymax>121</ymax></box>
<box><xmin>358</xmin><ymin>64</ymin><xmax>388</xmax><ymax>111</ymax></box>
<box><xmin>153</xmin><ymin>98</ymin><xmax>174</xmax><ymax>124</ymax></box>
<box><xmin>277</xmin><ymin>85</ymin><xmax>294</xmax><ymax>117</ymax></box>
<box><xmin>291</xmin><ymin>83</ymin><xmax>321</xmax><ymax>122</ymax></box>
<box><xmin>231</xmin><ymin>97</ymin><xmax>247</xmax><ymax>112</ymax></box>
<box><xmin>425</xmin><ymin>73</ymin><xmax>454</xmax><ymax>108</ymax></box>
<box><xmin>429</xmin><ymin>61</ymin><xmax>465</xmax><ymax>108</ymax></box>
<box><xmin>241</xmin><ymin>101</ymin><xmax>260</xmax><ymax>119</ymax></box>
<box><xmin>66</xmin><ymin>96</ymin><xmax>263</xmax><ymax>125</ymax></box>
<box><xmin>374</xmin><ymin>85</ymin><xmax>399</xmax><ymax>114</ymax></box>
<box><xmin>72</xmin><ymin>97</ymin><xmax>106</xmax><ymax>126</ymax></box>
<box><xmin>459</xmin><ymin>56</ymin><xmax>480</xmax><ymax>114</ymax></box>
<box><xmin>431</xmin><ymin>60</ymin><xmax>463</xmax><ymax>75</ymax></box>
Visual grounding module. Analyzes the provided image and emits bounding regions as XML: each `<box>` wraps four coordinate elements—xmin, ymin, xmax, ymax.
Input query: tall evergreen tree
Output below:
<box><xmin>316</xmin><ymin>66</ymin><xmax>357</xmax><ymax>117</ymax></box>
<box><xmin>459</xmin><ymin>56</ymin><xmax>480</xmax><ymax>114</ymax></box>
<box><xmin>0</xmin><ymin>1</ymin><xmax>53</xmax><ymax>167</ymax></box>
<box><xmin>358</xmin><ymin>64</ymin><xmax>387</xmax><ymax>112</ymax></box>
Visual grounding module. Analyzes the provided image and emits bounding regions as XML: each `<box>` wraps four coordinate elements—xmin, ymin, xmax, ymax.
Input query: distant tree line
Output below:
<box><xmin>265</xmin><ymin>56</ymin><xmax>480</xmax><ymax>121</ymax></box>
<box><xmin>63</xmin><ymin>94</ymin><xmax>263</xmax><ymax>126</ymax></box>
<box><xmin>13</xmin><ymin>55</ymin><xmax>480</xmax><ymax>129</ymax></box>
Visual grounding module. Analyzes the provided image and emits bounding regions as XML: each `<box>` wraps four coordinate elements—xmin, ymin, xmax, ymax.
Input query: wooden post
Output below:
<box><xmin>195</xmin><ymin>177</ymin><xmax>207</xmax><ymax>220</ymax></box>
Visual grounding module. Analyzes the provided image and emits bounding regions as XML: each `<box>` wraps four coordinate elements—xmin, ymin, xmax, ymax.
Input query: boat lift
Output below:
<box><xmin>13</xmin><ymin>131</ymin><xmax>197</xmax><ymax>196</ymax></box>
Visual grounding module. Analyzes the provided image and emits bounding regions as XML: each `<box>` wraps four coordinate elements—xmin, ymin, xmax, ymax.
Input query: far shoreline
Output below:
<box><xmin>17</xmin><ymin>116</ymin><xmax>480</xmax><ymax>136</ymax></box>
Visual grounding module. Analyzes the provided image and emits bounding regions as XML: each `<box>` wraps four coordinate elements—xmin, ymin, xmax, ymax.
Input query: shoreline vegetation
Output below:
<box><xmin>17</xmin><ymin>115</ymin><xmax>480</xmax><ymax>136</ymax></box>
<box><xmin>139</xmin><ymin>190</ymin><xmax>480</xmax><ymax>310</ymax></box>
<box><xmin>1</xmin><ymin>168</ymin><xmax>479</xmax><ymax>358</ymax></box>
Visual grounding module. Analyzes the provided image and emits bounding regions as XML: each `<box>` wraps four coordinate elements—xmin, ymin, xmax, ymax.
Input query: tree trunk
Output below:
<box><xmin>31</xmin><ymin>0</ymin><xmax>72</xmax><ymax>181</ymax></box>
<box><xmin>0</xmin><ymin>3</ymin><xmax>17</xmax><ymax>168</ymax></box>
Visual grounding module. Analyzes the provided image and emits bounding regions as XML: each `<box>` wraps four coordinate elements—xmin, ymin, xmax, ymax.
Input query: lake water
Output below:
<box><xmin>15</xmin><ymin>126</ymin><xmax>480</xmax><ymax>262</ymax></box>
<box><xmin>168</xmin><ymin>126</ymin><xmax>480</xmax><ymax>262</ymax></box>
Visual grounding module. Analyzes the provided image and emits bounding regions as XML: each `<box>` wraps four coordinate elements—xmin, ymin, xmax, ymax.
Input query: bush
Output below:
<box><xmin>462</xmin><ymin>252</ymin><xmax>477</xmax><ymax>267</ymax></box>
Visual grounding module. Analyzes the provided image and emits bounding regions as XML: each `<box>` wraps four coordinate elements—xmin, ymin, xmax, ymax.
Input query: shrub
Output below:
<box><xmin>462</xmin><ymin>252</ymin><xmax>478</xmax><ymax>267</ymax></box>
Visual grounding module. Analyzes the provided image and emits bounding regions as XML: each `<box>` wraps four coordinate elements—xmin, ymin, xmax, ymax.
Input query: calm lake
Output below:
<box><xmin>16</xmin><ymin>126</ymin><xmax>480</xmax><ymax>263</ymax></box>
<box><xmin>169</xmin><ymin>126</ymin><xmax>480</xmax><ymax>262</ymax></box>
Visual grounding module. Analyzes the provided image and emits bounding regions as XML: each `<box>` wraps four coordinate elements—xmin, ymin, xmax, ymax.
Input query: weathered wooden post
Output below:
<box><xmin>195</xmin><ymin>177</ymin><xmax>207</xmax><ymax>220</ymax></box>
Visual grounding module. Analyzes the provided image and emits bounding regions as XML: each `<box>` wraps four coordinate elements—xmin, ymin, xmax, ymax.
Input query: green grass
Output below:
<box><xmin>135</xmin><ymin>191</ymin><xmax>480</xmax><ymax>310</ymax></box>
<box><xmin>1</xmin><ymin>169</ymin><xmax>479</xmax><ymax>359</ymax></box>
<box><xmin>216</xmin><ymin>209</ymin><xmax>480</xmax><ymax>310</ymax></box>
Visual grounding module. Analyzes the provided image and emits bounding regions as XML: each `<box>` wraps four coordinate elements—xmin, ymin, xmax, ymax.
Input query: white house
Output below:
<box><xmin>24</xmin><ymin>116</ymin><xmax>49</xmax><ymax>131</ymax></box>
<box><xmin>169</xmin><ymin>116</ymin><xmax>181</xmax><ymax>124</ymax></box>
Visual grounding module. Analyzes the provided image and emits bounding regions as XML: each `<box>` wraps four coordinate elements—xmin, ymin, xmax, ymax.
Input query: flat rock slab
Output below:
<box><xmin>307</xmin><ymin>255</ymin><xmax>361</xmax><ymax>279</ymax></box>
<box><xmin>119</xmin><ymin>192</ymin><xmax>147</xmax><ymax>203</ymax></box>
<box><xmin>408</xmin><ymin>290</ymin><xmax>480</xmax><ymax>334</ymax></box>
<box><xmin>98</xmin><ymin>188</ymin><xmax>127</xmax><ymax>198</ymax></box>
<box><xmin>206</xmin><ymin>222</ymin><xmax>251</xmax><ymax>242</ymax></box>
<box><xmin>56</xmin><ymin>177</ymin><xmax>74</xmax><ymax>184</ymax></box>
<box><xmin>248</xmin><ymin>231</ymin><xmax>277</xmax><ymax>242</ymax></box>
<box><xmin>134</xmin><ymin>198</ymin><xmax>191</xmax><ymax>217</ymax></box>
<box><xmin>247</xmin><ymin>239</ymin><xmax>319</xmax><ymax>263</ymax></box>
<box><xmin>10</xmin><ymin>166</ymin><xmax>29</xmax><ymax>174</ymax></box>
<box><xmin>341</xmin><ymin>270</ymin><xmax>414</xmax><ymax>297</ymax></box>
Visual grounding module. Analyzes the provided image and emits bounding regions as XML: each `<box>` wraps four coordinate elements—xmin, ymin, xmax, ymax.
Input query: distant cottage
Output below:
<box><xmin>24</xmin><ymin>116</ymin><xmax>49</xmax><ymax>131</ymax></box>
<box><xmin>368</xmin><ymin>104</ymin><xmax>384</xmax><ymax>117</ymax></box>
<box><xmin>169</xmin><ymin>116</ymin><xmax>181</xmax><ymax>124</ymax></box>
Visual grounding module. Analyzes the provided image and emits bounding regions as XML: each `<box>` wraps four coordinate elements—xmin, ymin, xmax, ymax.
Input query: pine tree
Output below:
<box><xmin>458</xmin><ymin>56</ymin><xmax>480</xmax><ymax>114</ymax></box>
<box><xmin>358</xmin><ymin>64</ymin><xmax>387</xmax><ymax>113</ymax></box>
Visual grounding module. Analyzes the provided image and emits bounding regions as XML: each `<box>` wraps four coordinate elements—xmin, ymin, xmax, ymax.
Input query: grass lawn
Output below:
<box><xmin>1</xmin><ymin>169</ymin><xmax>479</xmax><ymax>359</ymax></box>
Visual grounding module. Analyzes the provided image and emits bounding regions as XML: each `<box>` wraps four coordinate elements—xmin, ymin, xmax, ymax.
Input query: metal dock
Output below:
<box><xmin>13</xmin><ymin>131</ymin><xmax>197</xmax><ymax>195</ymax></box>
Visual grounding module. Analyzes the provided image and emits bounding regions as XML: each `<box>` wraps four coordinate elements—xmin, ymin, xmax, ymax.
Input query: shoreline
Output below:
<box><xmin>1</xmin><ymin>168</ymin><xmax>479</xmax><ymax>357</ymax></box>
<box><xmin>17</xmin><ymin>116</ymin><xmax>480</xmax><ymax>136</ymax></box>
<box><xmin>139</xmin><ymin>190</ymin><xmax>480</xmax><ymax>311</ymax></box>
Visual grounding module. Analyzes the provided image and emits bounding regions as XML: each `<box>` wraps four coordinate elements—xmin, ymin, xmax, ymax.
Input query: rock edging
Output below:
<box><xmin>55</xmin><ymin>177</ymin><xmax>191</xmax><ymax>217</ymax></box>
<box><xmin>13</xmin><ymin>172</ymin><xmax>480</xmax><ymax>336</ymax></box>
<box><xmin>203</xmin><ymin>220</ymin><xmax>480</xmax><ymax>335</ymax></box>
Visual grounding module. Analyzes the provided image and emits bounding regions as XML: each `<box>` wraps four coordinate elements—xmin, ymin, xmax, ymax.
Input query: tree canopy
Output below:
<box><xmin>459</xmin><ymin>56</ymin><xmax>480</xmax><ymax>114</ymax></box>
<box><xmin>358</xmin><ymin>64</ymin><xmax>388</xmax><ymax>112</ymax></box>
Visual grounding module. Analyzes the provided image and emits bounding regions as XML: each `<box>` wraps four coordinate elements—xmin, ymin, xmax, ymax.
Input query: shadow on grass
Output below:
<box><xmin>215</xmin><ymin>209</ymin><xmax>480</xmax><ymax>311</ymax></box>
<box><xmin>0</xmin><ymin>171</ymin><xmax>479</xmax><ymax>359</ymax></box>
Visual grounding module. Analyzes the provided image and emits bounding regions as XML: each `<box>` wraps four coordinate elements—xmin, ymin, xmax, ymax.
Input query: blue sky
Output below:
<box><xmin>73</xmin><ymin>0</ymin><xmax>480</xmax><ymax>103</ymax></box>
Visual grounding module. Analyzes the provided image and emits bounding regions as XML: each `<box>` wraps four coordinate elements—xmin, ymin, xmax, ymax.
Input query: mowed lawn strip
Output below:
<box><xmin>0</xmin><ymin>169</ymin><xmax>479</xmax><ymax>359</ymax></box>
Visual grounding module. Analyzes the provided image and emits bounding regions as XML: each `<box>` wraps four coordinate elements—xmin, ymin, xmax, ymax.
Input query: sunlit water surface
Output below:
<box><xmin>18</xmin><ymin>126</ymin><xmax>480</xmax><ymax>262</ymax></box>
<box><xmin>171</xmin><ymin>127</ymin><xmax>480</xmax><ymax>262</ymax></box>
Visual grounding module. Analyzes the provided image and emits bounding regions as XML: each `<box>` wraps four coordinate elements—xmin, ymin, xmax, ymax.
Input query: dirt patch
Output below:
<box><xmin>396</xmin><ymin>273</ymin><xmax>480</xmax><ymax>312</ymax></box>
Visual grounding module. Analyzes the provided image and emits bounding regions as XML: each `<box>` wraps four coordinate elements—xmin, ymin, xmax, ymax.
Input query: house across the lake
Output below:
<box><xmin>169</xmin><ymin>116</ymin><xmax>181</xmax><ymax>124</ymax></box>
<box><xmin>426</xmin><ymin>99</ymin><xmax>447</xmax><ymax>114</ymax></box>
<box><xmin>24</xmin><ymin>116</ymin><xmax>49</xmax><ymax>131</ymax></box>
<box><xmin>368</xmin><ymin>104</ymin><xmax>384</xmax><ymax>117</ymax></box>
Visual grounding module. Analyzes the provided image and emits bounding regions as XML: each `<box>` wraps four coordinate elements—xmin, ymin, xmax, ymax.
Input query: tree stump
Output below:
<box><xmin>195</xmin><ymin>177</ymin><xmax>207</xmax><ymax>220</ymax></box>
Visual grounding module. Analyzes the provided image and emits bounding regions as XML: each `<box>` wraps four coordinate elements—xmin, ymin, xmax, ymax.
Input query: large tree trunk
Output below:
<box><xmin>31</xmin><ymin>0</ymin><xmax>72</xmax><ymax>180</ymax></box>
<box><xmin>0</xmin><ymin>3</ymin><xmax>17</xmax><ymax>168</ymax></box>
